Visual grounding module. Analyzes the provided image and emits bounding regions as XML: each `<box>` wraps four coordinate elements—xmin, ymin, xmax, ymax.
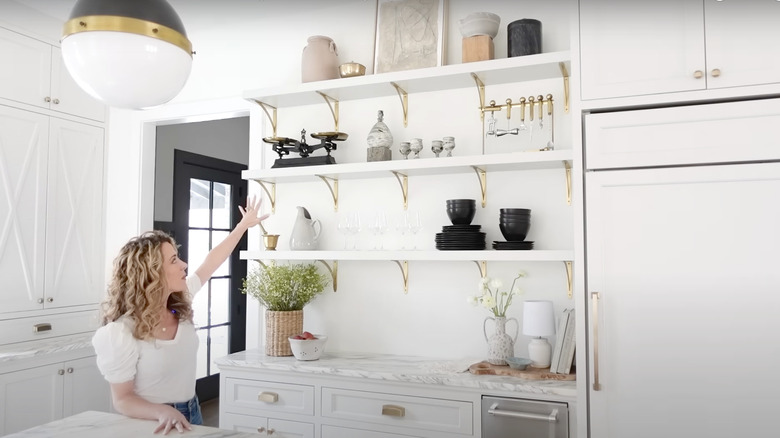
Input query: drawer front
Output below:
<box><xmin>322</xmin><ymin>424</ymin><xmax>424</xmax><ymax>438</ymax></box>
<box><xmin>585</xmin><ymin>98</ymin><xmax>780</xmax><ymax>169</ymax></box>
<box><xmin>0</xmin><ymin>311</ymin><xmax>99</xmax><ymax>345</ymax></box>
<box><xmin>221</xmin><ymin>412</ymin><xmax>314</xmax><ymax>438</ymax></box>
<box><xmin>224</xmin><ymin>377</ymin><xmax>314</xmax><ymax>416</ymax></box>
<box><xmin>321</xmin><ymin>387</ymin><xmax>472</xmax><ymax>435</ymax></box>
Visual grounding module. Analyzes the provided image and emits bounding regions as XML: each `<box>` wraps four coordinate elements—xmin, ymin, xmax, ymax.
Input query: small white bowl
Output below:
<box><xmin>505</xmin><ymin>356</ymin><xmax>532</xmax><ymax>370</ymax></box>
<box><xmin>288</xmin><ymin>335</ymin><xmax>328</xmax><ymax>360</ymax></box>
<box><xmin>459</xmin><ymin>12</ymin><xmax>500</xmax><ymax>39</ymax></box>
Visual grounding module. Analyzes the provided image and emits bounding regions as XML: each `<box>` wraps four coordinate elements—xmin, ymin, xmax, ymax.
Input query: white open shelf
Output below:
<box><xmin>241</xmin><ymin>249</ymin><xmax>574</xmax><ymax>262</ymax></box>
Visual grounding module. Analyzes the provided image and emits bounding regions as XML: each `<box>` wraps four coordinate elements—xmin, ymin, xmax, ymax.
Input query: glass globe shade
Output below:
<box><xmin>61</xmin><ymin>31</ymin><xmax>192</xmax><ymax>109</ymax></box>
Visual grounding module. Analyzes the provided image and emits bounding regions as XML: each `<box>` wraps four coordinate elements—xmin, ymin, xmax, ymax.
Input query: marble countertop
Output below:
<box><xmin>4</xmin><ymin>411</ymin><xmax>254</xmax><ymax>438</ymax></box>
<box><xmin>0</xmin><ymin>333</ymin><xmax>94</xmax><ymax>363</ymax></box>
<box><xmin>216</xmin><ymin>349</ymin><xmax>576</xmax><ymax>398</ymax></box>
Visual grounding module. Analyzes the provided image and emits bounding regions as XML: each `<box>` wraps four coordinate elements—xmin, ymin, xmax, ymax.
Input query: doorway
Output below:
<box><xmin>171</xmin><ymin>150</ymin><xmax>248</xmax><ymax>402</ymax></box>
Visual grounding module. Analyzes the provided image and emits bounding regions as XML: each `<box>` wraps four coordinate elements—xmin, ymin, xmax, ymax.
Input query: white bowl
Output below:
<box><xmin>459</xmin><ymin>12</ymin><xmax>500</xmax><ymax>39</ymax></box>
<box><xmin>288</xmin><ymin>335</ymin><xmax>328</xmax><ymax>360</ymax></box>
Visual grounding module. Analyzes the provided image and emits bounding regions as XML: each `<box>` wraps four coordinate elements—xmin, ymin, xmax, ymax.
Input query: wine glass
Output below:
<box><xmin>337</xmin><ymin>213</ymin><xmax>352</xmax><ymax>249</ymax></box>
<box><xmin>443</xmin><ymin>136</ymin><xmax>456</xmax><ymax>157</ymax></box>
<box><xmin>395</xmin><ymin>214</ymin><xmax>409</xmax><ymax>250</ymax></box>
<box><xmin>410</xmin><ymin>138</ymin><xmax>423</xmax><ymax>159</ymax></box>
<box><xmin>431</xmin><ymin>140</ymin><xmax>443</xmax><ymax>158</ymax></box>
<box><xmin>399</xmin><ymin>142</ymin><xmax>411</xmax><ymax>159</ymax></box>
<box><xmin>407</xmin><ymin>211</ymin><xmax>422</xmax><ymax>249</ymax></box>
<box><xmin>347</xmin><ymin>212</ymin><xmax>361</xmax><ymax>250</ymax></box>
<box><xmin>374</xmin><ymin>211</ymin><xmax>388</xmax><ymax>250</ymax></box>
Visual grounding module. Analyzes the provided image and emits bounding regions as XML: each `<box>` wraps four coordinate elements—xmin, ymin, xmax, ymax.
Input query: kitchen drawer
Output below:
<box><xmin>223</xmin><ymin>377</ymin><xmax>314</xmax><ymax>416</ymax></box>
<box><xmin>584</xmin><ymin>98</ymin><xmax>780</xmax><ymax>170</ymax></box>
<box><xmin>322</xmin><ymin>424</ymin><xmax>424</xmax><ymax>438</ymax></box>
<box><xmin>0</xmin><ymin>311</ymin><xmax>99</xmax><ymax>345</ymax></box>
<box><xmin>321</xmin><ymin>387</ymin><xmax>473</xmax><ymax>435</ymax></box>
<box><xmin>221</xmin><ymin>412</ymin><xmax>314</xmax><ymax>438</ymax></box>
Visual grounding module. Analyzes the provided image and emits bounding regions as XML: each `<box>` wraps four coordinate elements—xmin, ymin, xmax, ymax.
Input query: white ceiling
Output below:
<box><xmin>21</xmin><ymin>0</ymin><xmax>76</xmax><ymax>20</ymax></box>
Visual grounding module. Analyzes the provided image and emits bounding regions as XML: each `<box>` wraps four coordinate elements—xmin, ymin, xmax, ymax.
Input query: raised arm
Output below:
<box><xmin>193</xmin><ymin>196</ymin><xmax>269</xmax><ymax>284</ymax></box>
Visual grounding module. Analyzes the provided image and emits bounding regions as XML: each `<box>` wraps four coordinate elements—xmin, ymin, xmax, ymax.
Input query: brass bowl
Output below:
<box><xmin>263</xmin><ymin>234</ymin><xmax>280</xmax><ymax>251</ymax></box>
<box><xmin>339</xmin><ymin>62</ymin><xmax>366</xmax><ymax>78</ymax></box>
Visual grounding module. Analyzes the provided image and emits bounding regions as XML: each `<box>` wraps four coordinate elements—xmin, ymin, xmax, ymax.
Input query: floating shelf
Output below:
<box><xmin>241</xmin><ymin>249</ymin><xmax>574</xmax><ymax>262</ymax></box>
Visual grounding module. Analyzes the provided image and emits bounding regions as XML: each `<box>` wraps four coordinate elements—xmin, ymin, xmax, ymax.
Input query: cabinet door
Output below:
<box><xmin>703</xmin><ymin>0</ymin><xmax>780</xmax><ymax>89</ymax></box>
<box><xmin>585</xmin><ymin>163</ymin><xmax>780</xmax><ymax>438</ymax></box>
<box><xmin>44</xmin><ymin>118</ymin><xmax>105</xmax><ymax>309</ymax></box>
<box><xmin>62</xmin><ymin>356</ymin><xmax>111</xmax><ymax>417</ymax></box>
<box><xmin>579</xmin><ymin>0</ymin><xmax>705</xmax><ymax>100</ymax></box>
<box><xmin>0</xmin><ymin>106</ymin><xmax>48</xmax><ymax>313</ymax></box>
<box><xmin>0</xmin><ymin>27</ymin><xmax>51</xmax><ymax>110</ymax></box>
<box><xmin>50</xmin><ymin>47</ymin><xmax>106</xmax><ymax>122</ymax></box>
<box><xmin>221</xmin><ymin>412</ymin><xmax>314</xmax><ymax>438</ymax></box>
<box><xmin>0</xmin><ymin>363</ymin><xmax>63</xmax><ymax>435</ymax></box>
<box><xmin>322</xmin><ymin>424</ymin><xmax>424</xmax><ymax>438</ymax></box>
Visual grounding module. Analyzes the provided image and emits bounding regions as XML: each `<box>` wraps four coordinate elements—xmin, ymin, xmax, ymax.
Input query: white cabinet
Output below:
<box><xmin>0</xmin><ymin>355</ymin><xmax>111</xmax><ymax>436</ymax></box>
<box><xmin>0</xmin><ymin>26</ymin><xmax>105</xmax><ymax>122</ymax></box>
<box><xmin>0</xmin><ymin>105</ymin><xmax>105</xmax><ymax>315</ymax></box>
<box><xmin>579</xmin><ymin>0</ymin><xmax>780</xmax><ymax>101</ymax></box>
<box><xmin>584</xmin><ymin>162</ymin><xmax>780</xmax><ymax>437</ymax></box>
<box><xmin>222</xmin><ymin>412</ymin><xmax>314</xmax><ymax>438</ymax></box>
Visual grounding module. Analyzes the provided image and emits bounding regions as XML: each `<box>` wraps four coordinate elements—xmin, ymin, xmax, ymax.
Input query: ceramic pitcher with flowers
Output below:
<box><xmin>483</xmin><ymin>316</ymin><xmax>519</xmax><ymax>365</ymax></box>
<box><xmin>469</xmin><ymin>272</ymin><xmax>527</xmax><ymax>365</ymax></box>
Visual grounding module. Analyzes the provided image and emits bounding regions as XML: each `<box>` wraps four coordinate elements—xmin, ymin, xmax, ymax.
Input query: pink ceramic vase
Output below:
<box><xmin>302</xmin><ymin>35</ymin><xmax>339</xmax><ymax>83</ymax></box>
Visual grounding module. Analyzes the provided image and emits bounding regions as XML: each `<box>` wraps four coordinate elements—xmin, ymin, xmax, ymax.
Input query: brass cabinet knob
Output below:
<box><xmin>267</xmin><ymin>429</ymin><xmax>275</xmax><ymax>435</ymax></box>
<box><xmin>37</xmin><ymin>298</ymin><xmax>44</xmax><ymax>304</ymax></box>
<box><xmin>47</xmin><ymin>297</ymin><xmax>54</xmax><ymax>303</ymax></box>
<box><xmin>44</xmin><ymin>96</ymin><xmax>51</xmax><ymax>103</ymax></box>
<box><xmin>58</xmin><ymin>369</ymin><xmax>65</xmax><ymax>375</ymax></box>
<box><xmin>711</xmin><ymin>68</ymin><xmax>721</xmax><ymax>77</ymax></box>
<box><xmin>67</xmin><ymin>367</ymin><xmax>74</xmax><ymax>373</ymax></box>
<box><xmin>693</xmin><ymin>70</ymin><xmax>704</xmax><ymax>79</ymax></box>
<box><xmin>52</xmin><ymin>98</ymin><xmax>60</xmax><ymax>104</ymax></box>
<box><xmin>257</xmin><ymin>427</ymin><xmax>265</xmax><ymax>433</ymax></box>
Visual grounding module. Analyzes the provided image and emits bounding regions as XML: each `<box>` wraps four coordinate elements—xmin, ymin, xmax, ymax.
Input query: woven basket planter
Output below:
<box><xmin>265</xmin><ymin>310</ymin><xmax>303</xmax><ymax>356</ymax></box>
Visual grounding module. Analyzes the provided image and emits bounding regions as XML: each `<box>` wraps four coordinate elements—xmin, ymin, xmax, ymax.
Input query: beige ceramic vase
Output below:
<box><xmin>302</xmin><ymin>35</ymin><xmax>340</xmax><ymax>83</ymax></box>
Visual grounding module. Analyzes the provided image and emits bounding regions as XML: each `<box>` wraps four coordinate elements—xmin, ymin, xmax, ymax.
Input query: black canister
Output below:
<box><xmin>507</xmin><ymin>19</ymin><xmax>542</xmax><ymax>57</ymax></box>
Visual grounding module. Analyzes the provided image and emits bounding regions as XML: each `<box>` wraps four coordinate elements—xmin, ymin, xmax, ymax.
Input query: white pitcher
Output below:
<box><xmin>289</xmin><ymin>206</ymin><xmax>321</xmax><ymax>250</ymax></box>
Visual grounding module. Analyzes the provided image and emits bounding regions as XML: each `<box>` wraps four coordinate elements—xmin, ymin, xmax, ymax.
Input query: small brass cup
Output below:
<box><xmin>262</xmin><ymin>234</ymin><xmax>279</xmax><ymax>251</ymax></box>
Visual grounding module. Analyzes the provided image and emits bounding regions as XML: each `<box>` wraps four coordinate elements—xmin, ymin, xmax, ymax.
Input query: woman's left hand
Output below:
<box><xmin>238</xmin><ymin>196</ymin><xmax>270</xmax><ymax>230</ymax></box>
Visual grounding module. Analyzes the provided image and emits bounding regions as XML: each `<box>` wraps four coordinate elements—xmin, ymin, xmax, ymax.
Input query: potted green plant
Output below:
<box><xmin>241</xmin><ymin>262</ymin><xmax>329</xmax><ymax>356</ymax></box>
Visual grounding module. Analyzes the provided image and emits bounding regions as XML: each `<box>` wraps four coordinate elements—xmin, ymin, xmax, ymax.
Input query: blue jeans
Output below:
<box><xmin>166</xmin><ymin>394</ymin><xmax>203</xmax><ymax>425</ymax></box>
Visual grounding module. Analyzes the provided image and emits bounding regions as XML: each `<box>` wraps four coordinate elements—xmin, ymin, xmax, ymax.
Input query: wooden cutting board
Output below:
<box><xmin>469</xmin><ymin>361</ymin><xmax>576</xmax><ymax>381</ymax></box>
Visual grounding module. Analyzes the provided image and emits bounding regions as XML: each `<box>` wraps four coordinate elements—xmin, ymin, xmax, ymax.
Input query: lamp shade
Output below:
<box><xmin>522</xmin><ymin>300</ymin><xmax>556</xmax><ymax>337</ymax></box>
<box><xmin>61</xmin><ymin>0</ymin><xmax>193</xmax><ymax>109</ymax></box>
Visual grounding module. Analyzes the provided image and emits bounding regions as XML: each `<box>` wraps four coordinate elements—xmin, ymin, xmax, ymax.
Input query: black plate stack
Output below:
<box><xmin>494</xmin><ymin>208</ymin><xmax>534</xmax><ymax>250</ymax></box>
<box><xmin>438</xmin><ymin>199</ymin><xmax>486</xmax><ymax>250</ymax></box>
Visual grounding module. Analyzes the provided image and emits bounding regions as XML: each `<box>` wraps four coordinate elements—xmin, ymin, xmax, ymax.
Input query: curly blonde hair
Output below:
<box><xmin>101</xmin><ymin>230</ymin><xmax>194</xmax><ymax>340</ymax></box>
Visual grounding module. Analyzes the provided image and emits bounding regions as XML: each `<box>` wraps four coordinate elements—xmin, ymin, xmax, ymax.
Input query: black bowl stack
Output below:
<box><xmin>436</xmin><ymin>199</ymin><xmax>486</xmax><ymax>250</ymax></box>
<box><xmin>494</xmin><ymin>208</ymin><xmax>534</xmax><ymax>250</ymax></box>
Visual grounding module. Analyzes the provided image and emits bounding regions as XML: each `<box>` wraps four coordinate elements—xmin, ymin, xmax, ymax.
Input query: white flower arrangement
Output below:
<box><xmin>468</xmin><ymin>272</ymin><xmax>526</xmax><ymax>317</ymax></box>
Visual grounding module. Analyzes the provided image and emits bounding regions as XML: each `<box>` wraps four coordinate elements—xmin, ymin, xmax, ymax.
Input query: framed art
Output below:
<box><xmin>373</xmin><ymin>0</ymin><xmax>447</xmax><ymax>74</ymax></box>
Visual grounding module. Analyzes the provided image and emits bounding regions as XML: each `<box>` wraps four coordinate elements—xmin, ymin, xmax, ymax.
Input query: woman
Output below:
<box><xmin>92</xmin><ymin>197</ymin><xmax>268</xmax><ymax>435</ymax></box>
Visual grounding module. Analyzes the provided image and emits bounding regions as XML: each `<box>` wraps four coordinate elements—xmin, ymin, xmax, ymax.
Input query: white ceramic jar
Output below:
<box><xmin>302</xmin><ymin>35</ymin><xmax>340</xmax><ymax>83</ymax></box>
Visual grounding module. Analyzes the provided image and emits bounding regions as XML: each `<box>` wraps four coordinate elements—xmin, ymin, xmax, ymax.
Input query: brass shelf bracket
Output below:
<box><xmin>253</xmin><ymin>100</ymin><xmax>278</xmax><ymax>138</ymax></box>
<box><xmin>316</xmin><ymin>91</ymin><xmax>340</xmax><ymax>132</ymax></box>
<box><xmin>564</xmin><ymin>260</ymin><xmax>573</xmax><ymax>298</ymax></box>
<box><xmin>390</xmin><ymin>82</ymin><xmax>409</xmax><ymax>127</ymax></box>
<box><xmin>474</xmin><ymin>260</ymin><xmax>487</xmax><ymax>278</ymax></box>
<box><xmin>471</xmin><ymin>166</ymin><xmax>487</xmax><ymax>207</ymax></box>
<box><xmin>316</xmin><ymin>175</ymin><xmax>339</xmax><ymax>211</ymax></box>
<box><xmin>256</xmin><ymin>260</ymin><xmax>267</xmax><ymax>269</ymax></box>
<box><xmin>559</xmin><ymin>62</ymin><xmax>570</xmax><ymax>114</ymax></box>
<box><xmin>317</xmin><ymin>260</ymin><xmax>338</xmax><ymax>292</ymax></box>
<box><xmin>471</xmin><ymin>73</ymin><xmax>486</xmax><ymax>121</ymax></box>
<box><xmin>564</xmin><ymin>161</ymin><xmax>572</xmax><ymax>206</ymax></box>
<box><xmin>393</xmin><ymin>260</ymin><xmax>409</xmax><ymax>294</ymax></box>
<box><xmin>390</xmin><ymin>170</ymin><xmax>409</xmax><ymax>210</ymax></box>
<box><xmin>256</xmin><ymin>180</ymin><xmax>277</xmax><ymax>213</ymax></box>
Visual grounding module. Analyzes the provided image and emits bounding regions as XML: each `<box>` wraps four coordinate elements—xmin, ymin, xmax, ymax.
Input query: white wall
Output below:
<box><xmin>9</xmin><ymin>0</ymin><xmax>577</xmax><ymax>359</ymax></box>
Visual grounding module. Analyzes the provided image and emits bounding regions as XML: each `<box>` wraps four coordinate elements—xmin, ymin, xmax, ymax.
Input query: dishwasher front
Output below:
<box><xmin>482</xmin><ymin>396</ymin><xmax>569</xmax><ymax>438</ymax></box>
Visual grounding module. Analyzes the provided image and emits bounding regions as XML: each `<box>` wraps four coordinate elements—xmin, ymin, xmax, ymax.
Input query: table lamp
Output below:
<box><xmin>523</xmin><ymin>300</ymin><xmax>556</xmax><ymax>368</ymax></box>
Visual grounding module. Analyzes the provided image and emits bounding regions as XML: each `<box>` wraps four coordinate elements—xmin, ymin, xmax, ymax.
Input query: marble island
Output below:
<box><xmin>4</xmin><ymin>411</ymin><xmax>254</xmax><ymax>437</ymax></box>
<box><xmin>216</xmin><ymin>349</ymin><xmax>576</xmax><ymax>398</ymax></box>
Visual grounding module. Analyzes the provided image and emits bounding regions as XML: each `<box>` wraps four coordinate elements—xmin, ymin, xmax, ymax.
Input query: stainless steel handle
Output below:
<box><xmin>257</xmin><ymin>391</ymin><xmax>278</xmax><ymax>403</ymax></box>
<box><xmin>33</xmin><ymin>323</ymin><xmax>52</xmax><ymax>333</ymax></box>
<box><xmin>67</xmin><ymin>367</ymin><xmax>74</xmax><ymax>373</ymax></box>
<box><xmin>381</xmin><ymin>404</ymin><xmax>405</xmax><ymax>417</ymax></box>
<box><xmin>488</xmin><ymin>403</ymin><xmax>558</xmax><ymax>423</ymax></box>
<box><xmin>591</xmin><ymin>291</ymin><xmax>602</xmax><ymax>391</ymax></box>
<box><xmin>693</xmin><ymin>70</ymin><xmax>704</xmax><ymax>79</ymax></box>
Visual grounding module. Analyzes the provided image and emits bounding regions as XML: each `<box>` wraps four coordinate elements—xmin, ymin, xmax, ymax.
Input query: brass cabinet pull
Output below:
<box><xmin>58</xmin><ymin>369</ymin><xmax>65</xmax><ymax>375</ymax></box>
<box><xmin>67</xmin><ymin>367</ymin><xmax>74</xmax><ymax>373</ymax></box>
<box><xmin>33</xmin><ymin>323</ymin><xmax>52</xmax><ymax>333</ymax></box>
<box><xmin>257</xmin><ymin>391</ymin><xmax>279</xmax><ymax>403</ymax></box>
<box><xmin>37</xmin><ymin>298</ymin><xmax>44</xmax><ymax>304</ymax></box>
<box><xmin>381</xmin><ymin>404</ymin><xmax>405</xmax><ymax>417</ymax></box>
<box><xmin>711</xmin><ymin>68</ymin><xmax>721</xmax><ymax>77</ymax></box>
<box><xmin>52</xmin><ymin>98</ymin><xmax>60</xmax><ymax>105</ymax></box>
<box><xmin>257</xmin><ymin>427</ymin><xmax>266</xmax><ymax>433</ymax></box>
<box><xmin>591</xmin><ymin>291</ymin><xmax>602</xmax><ymax>391</ymax></box>
<box><xmin>267</xmin><ymin>429</ymin><xmax>275</xmax><ymax>435</ymax></box>
<box><xmin>46</xmin><ymin>297</ymin><xmax>54</xmax><ymax>303</ymax></box>
<box><xmin>693</xmin><ymin>70</ymin><xmax>704</xmax><ymax>79</ymax></box>
<box><xmin>44</xmin><ymin>96</ymin><xmax>51</xmax><ymax>103</ymax></box>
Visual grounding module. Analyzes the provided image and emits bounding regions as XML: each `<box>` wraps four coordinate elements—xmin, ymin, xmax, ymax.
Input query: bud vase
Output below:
<box><xmin>483</xmin><ymin>316</ymin><xmax>519</xmax><ymax>365</ymax></box>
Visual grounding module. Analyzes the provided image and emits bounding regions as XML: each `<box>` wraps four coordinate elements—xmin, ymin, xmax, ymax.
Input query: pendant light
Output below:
<box><xmin>61</xmin><ymin>0</ymin><xmax>193</xmax><ymax>109</ymax></box>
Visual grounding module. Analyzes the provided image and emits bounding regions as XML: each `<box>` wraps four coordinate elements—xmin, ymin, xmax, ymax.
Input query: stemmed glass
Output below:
<box><xmin>395</xmin><ymin>214</ymin><xmax>409</xmax><ymax>250</ymax></box>
<box><xmin>443</xmin><ymin>136</ymin><xmax>455</xmax><ymax>157</ymax></box>
<box><xmin>347</xmin><ymin>212</ymin><xmax>361</xmax><ymax>250</ymax></box>
<box><xmin>399</xmin><ymin>142</ymin><xmax>411</xmax><ymax>159</ymax></box>
<box><xmin>337</xmin><ymin>213</ymin><xmax>352</xmax><ymax>249</ymax></box>
<box><xmin>406</xmin><ymin>211</ymin><xmax>422</xmax><ymax>249</ymax></box>
<box><xmin>374</xmin><ymin>211</ymin><xmax>388</xmax><ymax>250</ymax></box>
<box><xmin>410</xmin><ymin>138</ymin><xmax>423</xmax><ymax>159</ymax></box>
